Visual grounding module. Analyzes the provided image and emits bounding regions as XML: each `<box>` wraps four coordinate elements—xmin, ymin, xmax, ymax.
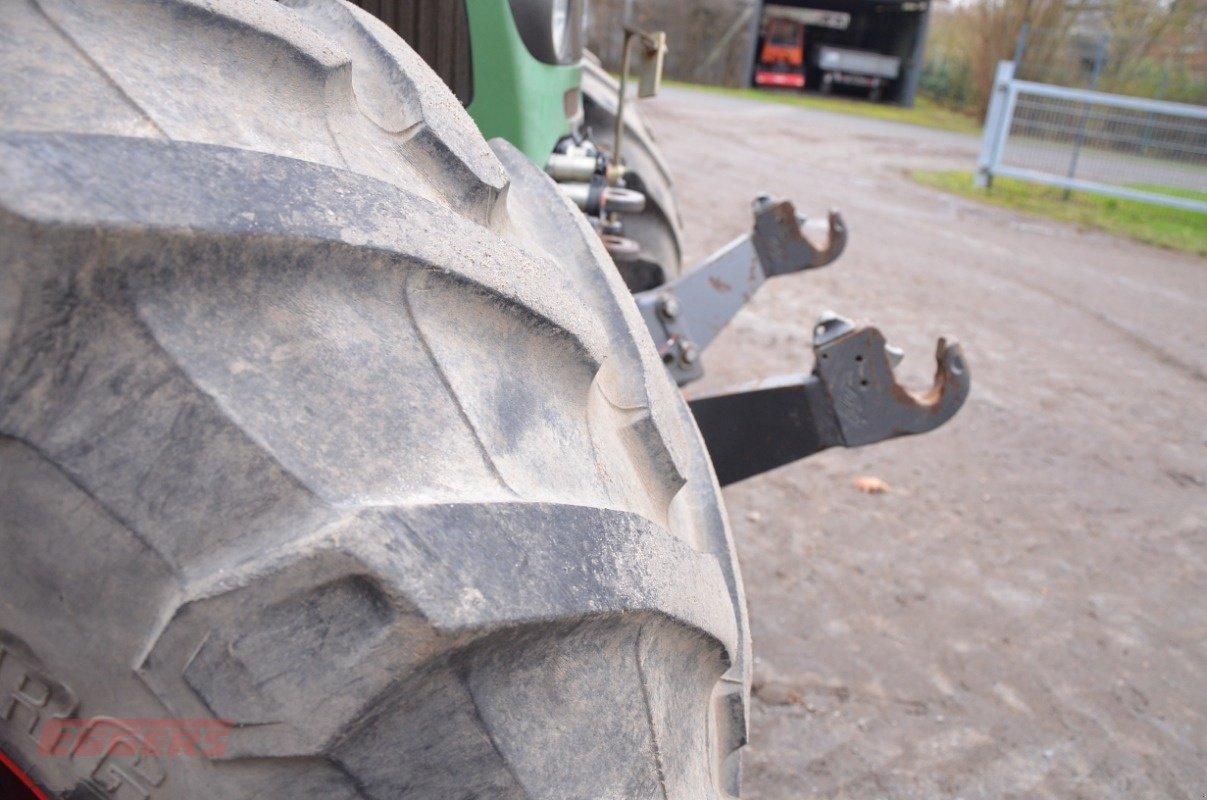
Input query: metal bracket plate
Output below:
<box><xmin>635</xmin><ymin>195</ymin><xmax>846</xmax><ymax>385</ymax></box>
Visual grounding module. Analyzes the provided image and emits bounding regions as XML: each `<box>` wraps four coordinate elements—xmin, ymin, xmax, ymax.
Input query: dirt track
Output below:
<box><xmin>641</xmin><ymin>88</ymin><xmax>1206</xmax><ymax>798</ymax></box>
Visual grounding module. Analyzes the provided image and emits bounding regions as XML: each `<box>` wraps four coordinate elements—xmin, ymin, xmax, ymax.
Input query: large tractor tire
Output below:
<box><xmin>0</xmin><ymin>1</ymin><xmax>749</xmax><ymax>798</ymax></box>
<box><xmin>581</xmin><ymin>55</ymin><xmax>686</xmax><ymax>280</ymax></box>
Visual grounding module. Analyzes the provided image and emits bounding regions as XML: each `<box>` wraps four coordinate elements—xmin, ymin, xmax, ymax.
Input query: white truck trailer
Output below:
<box><xmin>816</xmin><ymin>45</ymin><xmax>902</xmax><ymax>101</ymax></box>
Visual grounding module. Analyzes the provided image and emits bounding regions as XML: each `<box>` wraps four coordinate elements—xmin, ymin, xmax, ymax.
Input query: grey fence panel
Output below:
<box><xmin>976</xmin><ymin>62</ymin><xmax>1207</xmax><ymax>214</ymax></box>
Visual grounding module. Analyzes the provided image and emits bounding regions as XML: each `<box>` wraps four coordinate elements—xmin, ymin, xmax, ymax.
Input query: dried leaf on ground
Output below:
<box><xmin>853</xmin><ymin>475</ymin><xmax>891</xmax><ymax>494</ymax></box>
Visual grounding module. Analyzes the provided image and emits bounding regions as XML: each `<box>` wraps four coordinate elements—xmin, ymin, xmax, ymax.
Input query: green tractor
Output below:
<box><xmin>0</xmin><ymin>2</ymin><xmax>967</xmax><ymax>798</ymax></box>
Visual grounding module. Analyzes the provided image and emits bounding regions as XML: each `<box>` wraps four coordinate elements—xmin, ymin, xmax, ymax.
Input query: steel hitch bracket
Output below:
<box><xmin>635</xmin><ymin>194</ymin><xmax>846</xmax><ymax>385</ymax></box>
<box><xmin>687</xmin><ymin>313</ymin><xmax>970</xmax><ymax>486</ymax></box>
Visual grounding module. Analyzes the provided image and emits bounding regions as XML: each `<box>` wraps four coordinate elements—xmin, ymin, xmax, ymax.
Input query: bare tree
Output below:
<box><xmin>586</xmin><ymin>0</ymin><xmax>758</xmax><ymax>87</ymax></box>
<box><xmin>964</xmin><ymin>0</ymin><xmax>1072</xmax><ymax>115</ymax></box>
<box><xmin>1098</xmin><ymin>0</ymin><xmax>1207</xmax><ymax>100</ymax></box>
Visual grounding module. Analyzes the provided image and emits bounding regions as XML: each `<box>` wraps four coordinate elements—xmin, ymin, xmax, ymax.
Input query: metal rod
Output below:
<box><xmin>1012</xmin><ymin>22</ymin><xmax>1029</xmax><ymax>68</ymax></box>
<box><xmin>1008</xmin><ymin>78</ymin><xmax>1207</xmax><ymax>117</ymax></box>
<box><xmin>993</xmin><ymin>166</ymin><xmax>1207</xmax><ymax>214</ymax></box>
<box><xmin>613</xmin><ymin>30</ymin><xmax>637</xmax><ymax>175</ymax></box>
<box><xmin>1064</xmin><ymin>34</ymin><xmax>1109</xmax><ymax>201</ymax></box>
<box><xmin>1139</xmin><ymin>64</ymin><xmax>1168</xmax><ymax>157</ymax></box>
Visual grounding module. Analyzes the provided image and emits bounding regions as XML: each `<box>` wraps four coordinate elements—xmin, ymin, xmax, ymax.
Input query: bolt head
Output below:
<box><xmin>659</xmin><ymin>294</ymin><xmax>681</xmax><ymax>320</ymax></box>
<box><xmin>680</xmin><ymin>341</ymin><xmax>699</xmax><ymax>365</ymax></box>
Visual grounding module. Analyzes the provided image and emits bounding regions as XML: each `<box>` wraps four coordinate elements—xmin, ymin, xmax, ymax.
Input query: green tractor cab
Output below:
<box><xmin>465</xmin><ymin>0</ymin><xmax>585</xmax><ymax>164</ymax></box>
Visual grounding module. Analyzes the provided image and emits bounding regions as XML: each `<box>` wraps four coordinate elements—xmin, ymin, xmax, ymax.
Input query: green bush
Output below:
<box><xmin>919</xmin><ymin>57</ymin><xmax>979</xmax><ymax>112</ymax></box>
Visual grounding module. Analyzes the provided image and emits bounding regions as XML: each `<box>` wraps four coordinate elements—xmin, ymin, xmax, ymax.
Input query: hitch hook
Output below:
<box><xmin>688</xmin><ymin>313</ymin><xmax>970</xmax><ymax>485</ymax></box>
<box><xmin>752</xmin><ymin>195</ymin><xmax>847</xmax><ymax>274</ymax></box>
<box><xmin>812</xmin><ymin>313</ymin><xmax>969</xmax><ymax>447</ymax></box>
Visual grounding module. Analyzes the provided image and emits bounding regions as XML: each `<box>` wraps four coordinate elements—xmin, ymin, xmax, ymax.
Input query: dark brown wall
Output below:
<box><xmin>346</xmin><ymin>0</ymin><xmax>473</xmax><ymax>103</ymax></box>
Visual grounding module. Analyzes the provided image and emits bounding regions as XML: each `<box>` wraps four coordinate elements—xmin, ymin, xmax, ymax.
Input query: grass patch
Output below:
<box><xmin>665</xmin><ymin>80</ymin><xmax>983</xmax><ymax>136</ymax></box>
<box><xmin>910</xmin><ymin>170</ymin><xmax>1207</xmax><ymax>257</ymax></box>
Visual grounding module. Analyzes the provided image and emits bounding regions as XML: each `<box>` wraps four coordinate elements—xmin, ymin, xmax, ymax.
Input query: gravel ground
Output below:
<box><xmin>640</xmin><ymin>88</ymin><xmax>1206</xmax><ymax>799</ymax></box>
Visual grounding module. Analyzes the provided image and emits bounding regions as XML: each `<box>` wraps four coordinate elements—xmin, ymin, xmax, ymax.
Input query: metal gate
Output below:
<box><xmin>976</xmin><ymin>61</ymin><xmax>1207</xmax><ymax>214</ymax></box>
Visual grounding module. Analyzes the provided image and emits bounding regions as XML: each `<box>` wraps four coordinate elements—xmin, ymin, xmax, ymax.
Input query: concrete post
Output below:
<box><xmin>745</xmin><ymin>0</ymin><xmax>764</xmax><ymax>88</ymax></box>
<box><xmin>899</xmin><ymin>0</ymin><xmax>933</xmax><ymax>108</ymax></box>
